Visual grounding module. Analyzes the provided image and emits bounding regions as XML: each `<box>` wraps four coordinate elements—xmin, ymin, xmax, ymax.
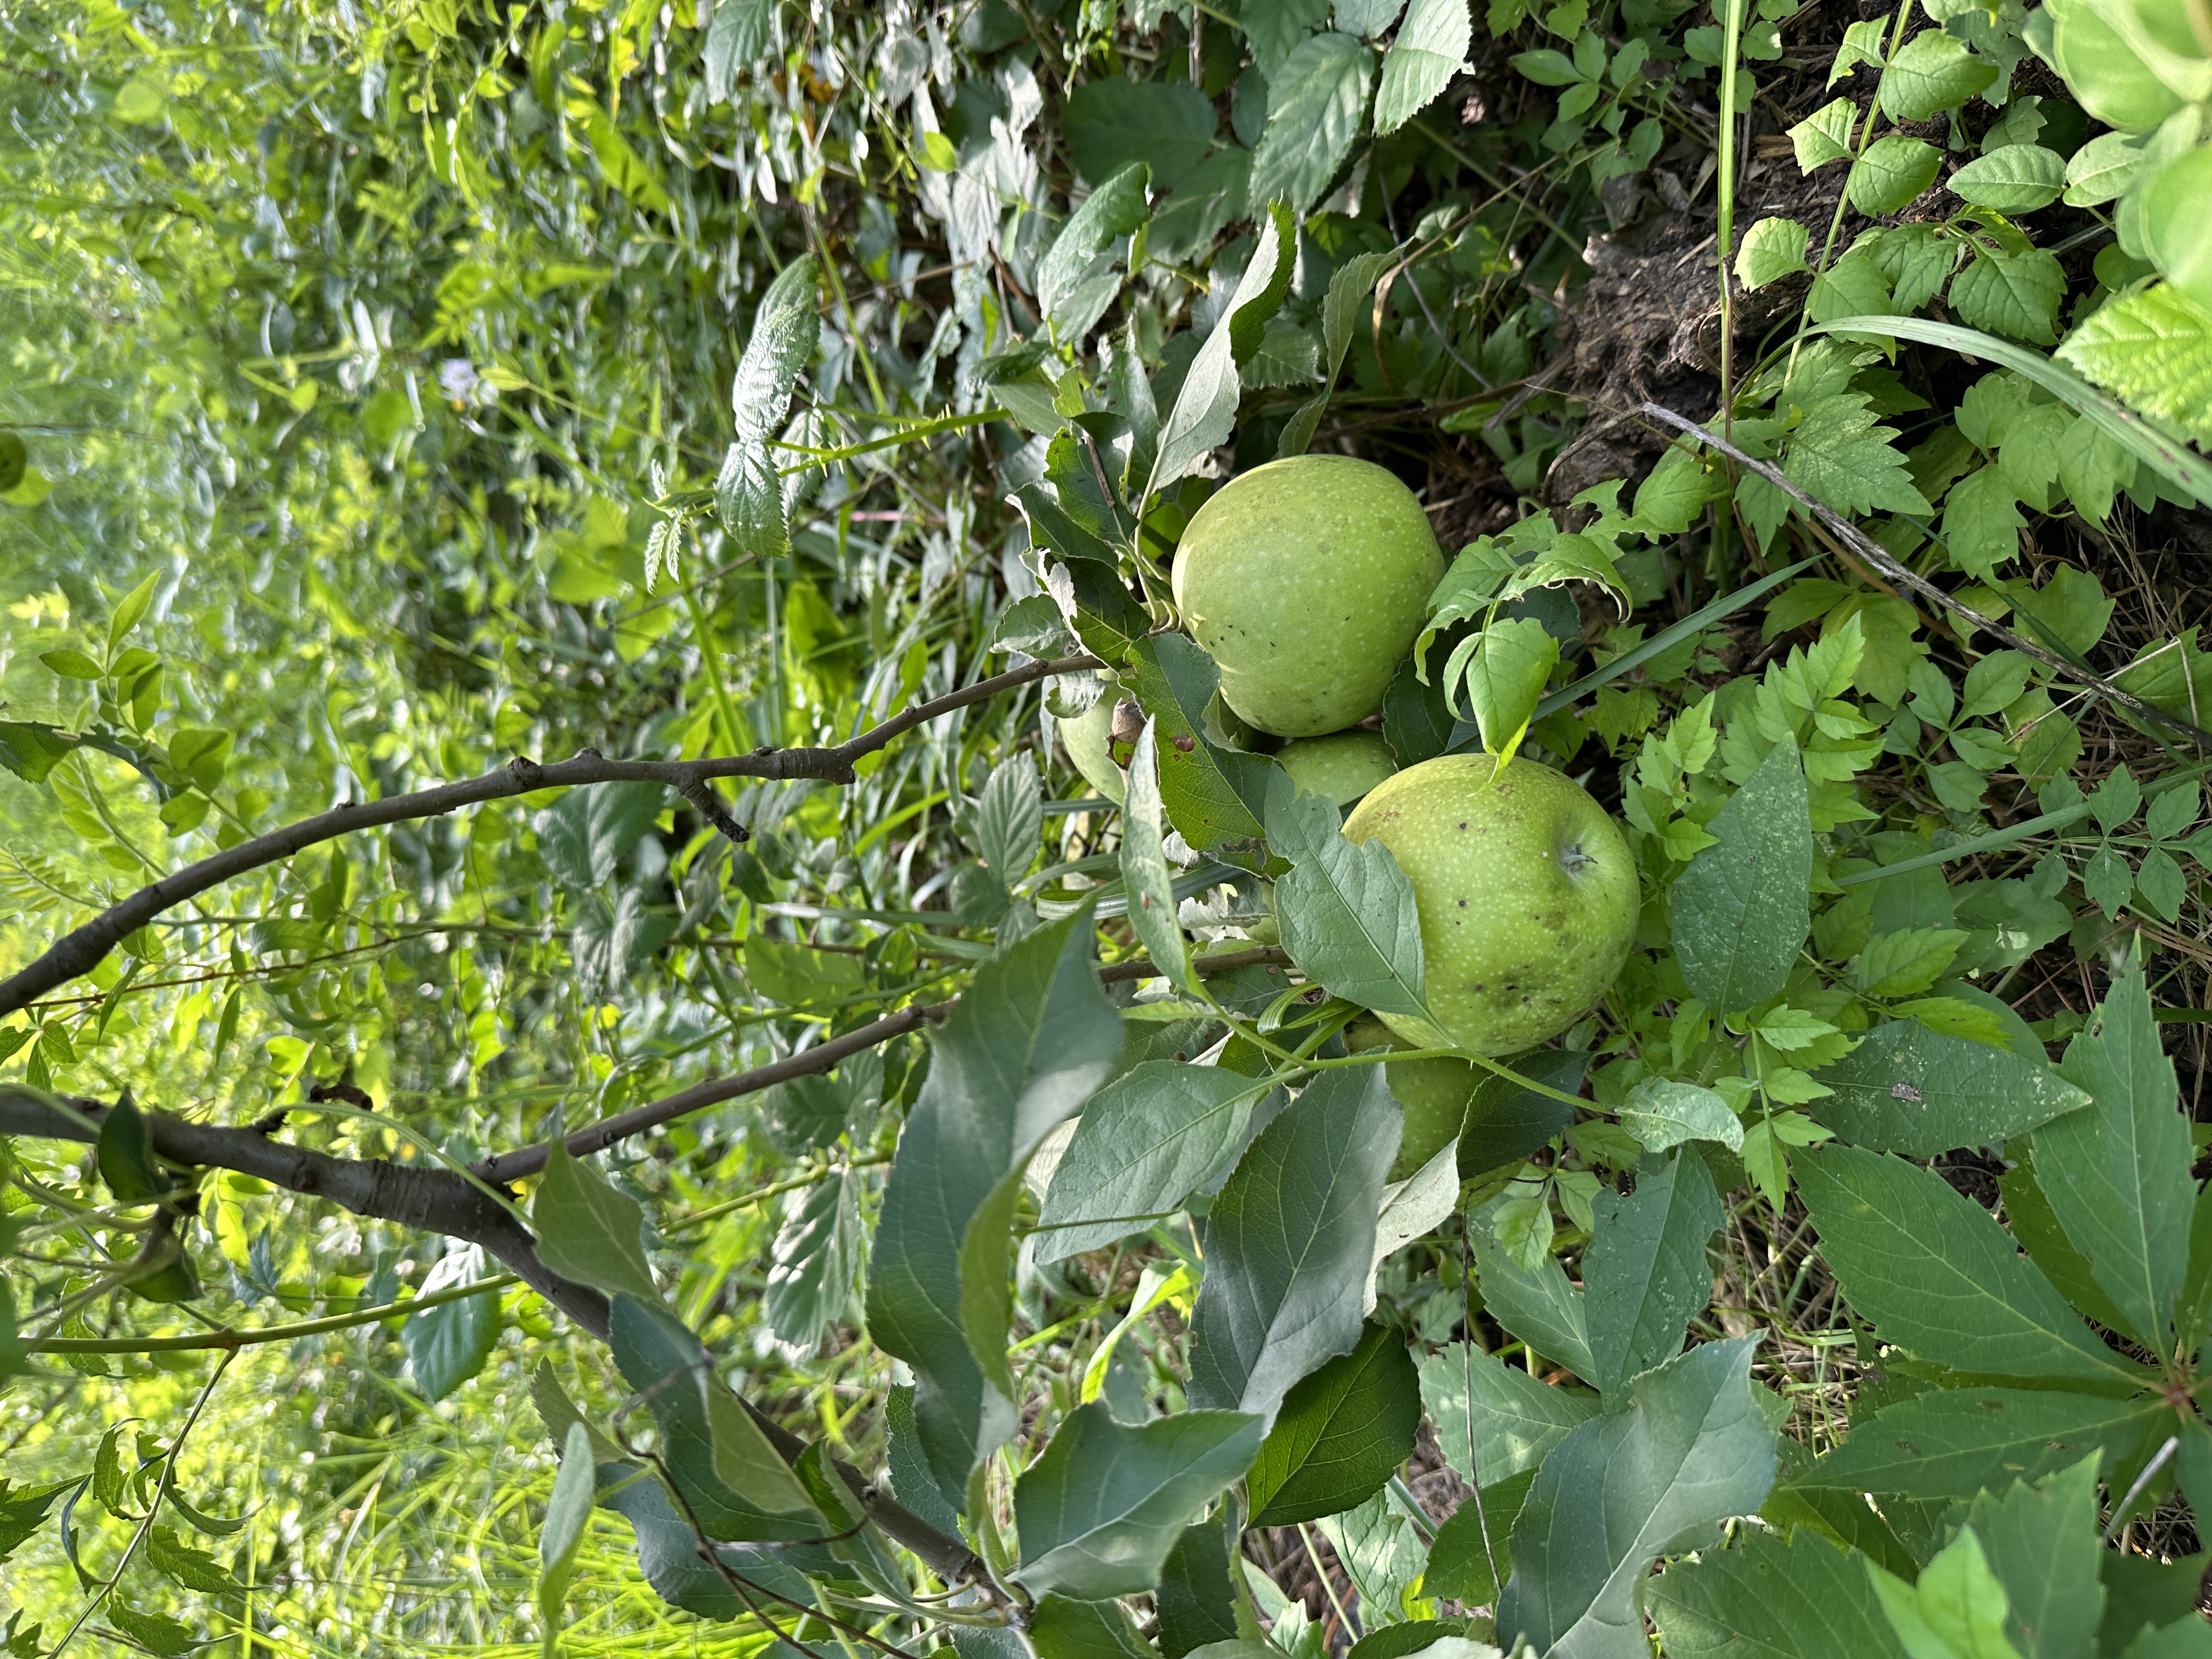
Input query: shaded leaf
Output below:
<box><xmin>1247</xmin><ymin>1321</ymin><xmax>1420</xmax><ymax>1525</ymax></box>
<box><xmin>1811</xmin><ymin>1019</ymin><xmax>2088</xmax><ymax>1156</ymax></box>
<box><xmin>1671</xmin><ymin>740</ymin><xmax>1812</xmax><ymax>1014</ymax></box>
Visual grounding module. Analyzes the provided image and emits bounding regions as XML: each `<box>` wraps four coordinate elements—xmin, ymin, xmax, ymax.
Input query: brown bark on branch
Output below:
<box><xmin>0</xmin><ymin>652</ymin><xmax>1100</xmax><ymax>1019</ymax></box>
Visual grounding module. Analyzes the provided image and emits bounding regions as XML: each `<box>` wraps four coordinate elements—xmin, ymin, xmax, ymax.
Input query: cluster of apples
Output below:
<box><xmin>1075</xmin><ymin>455</ymin><xmax>1644</xmax><ymax>1175</ymax></box>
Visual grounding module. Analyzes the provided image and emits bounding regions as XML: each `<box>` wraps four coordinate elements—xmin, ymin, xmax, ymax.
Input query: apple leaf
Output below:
<box><xmin>1443</xmin><ymin>616</ymin><xmax>1559</xmax><ymax>767</ymax></box>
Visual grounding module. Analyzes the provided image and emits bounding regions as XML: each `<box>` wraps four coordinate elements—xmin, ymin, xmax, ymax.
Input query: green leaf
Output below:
<box><xmin>1619</xmin><ymin>1079</ymin><xmax>1742</xmax><ymax>1153</ymax></box>
<box><xmin>1156</xmin><ymin>1513</ymin><xmax>1242</xmax><ymax>1659</ymax></box>
<box><xmin>607</xmin><ymin>1293</ymin><xmax>819</xmax><ymax>1536</ymax></box>
<box><xmin>106</xmin><ymin>1608</ymin><xmax>196</xmax><ymax>1658</ymax></box>
<box><xmin>1247</xmin><ymin>1320</ymin><xmax>1420</xmax><ymax>1525</ymax></box>
<box><xmin>531</xmin><ymin>1143</ymin><xmax>659</xmax><ymax>1304</ymax></box>
<box><xmin>2061</xmin><ymin>281</ymin><xmax>2212</xmax><ymax>445</ymax></box>
<box><xmin>1459</xmin><ymin>1046</ymin><xmax>1591</xmax><ymax>1176</ymax></box>
<box><xmin>1942</xmin><ymin>466</ymin><xmax>2027</xmax><ymax>581</ymax></box>
<box><xmin>1186</xmin><ymin>1065</ymin><xmax>1402</xmax><ymax>1428</ymax></box>
<box><xmin>0</xmin><ymin>720</ymin><xmax>77</xmax><ymax>785</ymax></box>
<box><xmin>1950</xmin><ymin>247</ymin><xmax>2065</xmax><ymax>347</ymax></box>
<box><xmin>1949</xmin><ymin>145</ymin><xmax>2067</xmax><ymax>213</ymax></box>
<box><xmin>1649</xmin><ymin>1525</ymin><xmax>1912</xmax><ymax>1659</ymax></box>
<box><xmin>975</xmin><ymin>751</ymin><xmax>1043</xmax><ymax>887</ymax></box>
<box><xmin>1036</xmin><ymin>1062</ymin><xmax>1268</xmax><ymax>1261</ymax></box>
<box><xmin>866</xmin><ymin>908</ymin><xmax>1122</xmax><ymax>1510</ymax></box>
<box><xmin>1250</xmin><ymin>33</ymin><xmax>1376</xmax><ymax>216</ymax></box>
<box><xmin>1670</xmin><ymin>739</ymin><xmax>1812</xmax><ymax>1015</ymax></box>
<box><xmin>702</xmin><ymin>0</ymin><xmax>775</xmax><ymax>103</ymax></box>
<box><xmin>2063</xmin><ymin>129</ymin><xmax>2148</xmax><ymax>207</ymax></box>
<box><xmin>1121</xmin><ymin>634</ymin><xmax>1276</xmax><ymax>853</ymax></box>
<box><xmin>1787</xmin><ymin>394</ymin><xmax>1933</xmax><ymax>516</ymax></box>
<box><xmin>1149</xmin><ymin>194</ymin><xmax>1294</xmax><ymax>487</ymax></box>
<box><xmin>534</xmin><ymin>781</ymin><xmax>663</xmax><ymax>891</ymax></box>
<box><xmin>1270</xmin><ymin>782</ymin><xmax>1436</xmax><ymax>1034</ymax></box>
<box><xmin>1244</xmin><ymin>318</ymin><xmax>1321</xmax><ymax>388</ymax></box>
<box><xmin>1961</xmin><ymin>1455</ymin><xmax>2103</xmax><ymax>1659</ymax></box>
<box><xmin>1419</xmin><ymin>1341</ymin><xmax>1599</xmax><ymax>1486</ymax></box>
<box><xmin>1788</xmin><ymin>1386</ymin><xmax>2169</xmax><ymax>1501</ymax></box>
<box><xmin>1279</xmin><ymin>248</ymin><xmax>1397</xmax><ymax>458</ymax></box>
<box><xmin>1790</xmin><ymin>98</ymin><xmax>1859</xmax><ymax>170</ymax></box>
<box><xmin>538</xmin><ymin>1423</ymin><xmax>596</xmax><ymax>1627</ymax></box>
<box><xmin>1997</xmin><ymin>1149</ymin><xmax>2137</xmax><ymax>1335</ymax></box>
<box><xmin>2038</xmin><ymin>957</ymin><xmax>2192</xmax><ymax>1349</ymax></box>
<box><xmin>403</xmin><ymin>1245</ymin><xmax>501</xmax><ymax>1404</ymax></box>
<box><xmin>1012</xmin><ymin>1401</ymin><xmax>1263</xmax><ymax>1600</ymax></box>
<box><xmin>1848</xmin><ymin>137</ymin><xmax>1944</xmax><ymax>216</ymax></box>
<box><xmin>1027</xmin><ymin>1596</ymin><xmax>1161</xmax><ymax>1659</ymax></box>
<box><xmin>144</xmin><ymin>1524</ymin><xmax>240</xmax><ymax>1594</ymax></box>
<box><xmin>106</xmin><ymin>571</ymin><xmax>159</xmax><ymax>649</ymax></box>
<box><xmin>1423</xmin><ymin>1466</ymin><xmax>1533</xmax><ymax>1605</ymax></box>
<box><xmin>1037</xmin><ymin>163</ymin><xmax>1151</xmax><ymax>339</ymax></box>
<box><xmin>714</xmin><ymin>254</ymin><xmax>819</xmax><ymax>554</ymax></box>
<box><xmin>1122</xmin><ymin>721</ymin><xmax>1192</xmax><ymax>993</ymax></box>
<box><xmin>1856</xmin><ymin>927</ymin><xmax>1970</xmax><ymax>998</ymax></box>
<box><xmin>1497</xmin><ymin>1339</ymin><xmax>1776</xmax><ymax>1659</ymax></box>
<box><xmin>1878</xmin><ymin>30</ymin><xmax>1997</xmax><ymax>122</ymax></box>
<box><xmin>1449</xmin><ymin>617</ymin><xmax>1559</xmax><ymax>765</ymax></box>
<box><xmin>96</xmin><ymin>1097</ymin><xmax>167</xmax><ymax>1203</ymax></box>
<box><xmin>0</xmin><ymin>1479</ymin><xmax>76</xmax><ymax>1566</ymax></box>
<box><xmin>1810</xmin><ymin>1019</ymin><xmax>2089</xmax><ymax>1156</ymax></box>
<box><xmin>763</xmin><ymin>1171</ymin><xmax>861</xmax><ymax>1357</ymax></box>
<box><xmin>1795</xmin><ymin>1144</ymin><xmax>2146</xmax><ymax>1385</ymax></box>
<box><xmin>1628</xmin><ymin>442</ymin><xmax>1723</xmax><ymax>535</ymax></box>
<box><xmin>1468</xmin><ymin>1200</ymin><xmax>1593</xmax><ymax>1376</ymax></box>
<box><xmin>1737</xmin><ymin>217</ymin><xmax>1810</xmax><ymax>290</ymax></box>
<box><xmin>1583</xmin><ymin>1149</ymin><xmax>1725</xmax><ymax>1404</ymax></box>
<box><xmin>1374</xmin><ymin>0</ymin><xmax>1472</xmax><ymax>132</ymax></box>
<box><xmin>1868</xmin><ymin>1529</ymin><xmax>2017</xmax><ymax>1659</ymax></box>
<box><xmin>1063</xmin><ymin>77</ymin><xmax>1217</xmax><ymax>194</ymax></box>
<box><xmin>595</xmin><ymin>1459</ymin><xmax>823</xmax><ymax>1622</ymax></box>
<box><xmin>40</xmin><ymin>648</ymin><xmax>102</xmax><ymax>680</ymax></box>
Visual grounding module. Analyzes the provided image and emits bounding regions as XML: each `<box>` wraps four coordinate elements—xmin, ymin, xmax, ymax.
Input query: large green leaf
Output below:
<box><xmin>1186</xmin><ymin>1065</ymin><xmax>1401</xmax><ymax>1429</ymax></box>
<box><xmin>1961</xmin><ymin>1455</ymin><xmax>2103</xmax><ymax>1659</ymax></box>
<box><xmin>606</xmin><ymin>1294</ymin><xmax>819</xmax><ymax>1538</ymax></box>
<box><xmin>1269</xmin><ymin>782</ymin><xmax>1437</xmax><ymax>1034</ymax></box>
<box><xmin>1036</xmin><ymin>1062</ymin><xmax>1267</xmax><ymax>1261</ymax></box>
<box><xmin>1026</xmin><ymin>1597</ymin><xmax>1161</xmax><ymax>1659</ymax></box>
<box><xmin>534</xmin><ymin>781</ymin><xmax>664</xmax><ymax>891</ymax></box>
<box><xmin>1796</xmin><ymin>1145</ymin><xmax>2148</xmax><ymax>1386</ymax></box>
<box><xmin>1583</xmin><ymin>1149</ymin><xmax>1724</xmax><ymax>1404</ymax></box>
<box><xmin>865</xmin><ymin>910</ymin><xmax>1123</xmax><ymax>1510</ymax></box>
<box><xmin>1249</xmin><ymin>33</ymin><xmax>1375</xmax><ymax>215</ymax></box>
<box><xmin>1246</xmin><ymin>1320</ymin><xmax>1420</xmax><ymax>1525</ymax></box>
<box><xmin>1459</xmin><ymin>1047</ymin><xmax>1590</xmax><ymax>1176</ymax></box>
<box><xmin>1418</xmin><ymin>1340</ymin><xmax>1600</xmax><ymax>1485</ymax></box>
<box><xmin>1497</xmin><ymin>1339</ymin><xmax>1777</xmax><ymax>1659</ymax></box>
<box><xmin>1120</xmin><ymin>634</ymin><xmax>1276</xmax><ymax>854</ymax></box>
<box><xmin>1788</xmin><ymin>1386</ymin><xmax>2169</xmax><ymax>1502</ymax></box>
<box><xmin>531</xmin><ymin>1143</ymin><xmax>658</xmax><ymax>1303</ymax></box>
<box><xmin>1012</xmin><ymin>1402</ymin><xmax>1262</xmax><ymax>1601</ymax></box>
<box><xmin>1810</xmin><ymin>1020</ymin><xmax>2089</xmax><ymax>1156</ymax></box>
<box><xmin>2038</xmin><ymin>958</ymin><xmax>2192</xmax><ymax>1351</ymax></box>
<box><xmin>1670</xmin><ymin>739</ymin><xmax>1812</xmax><ymax>1014</ymax></box>
<box><xmin>1121</xmin><ymin>720</ymin><xmax>1193</xmax><ymax>993</ymax></box>
<box><xmin>1278</xmin><ymin>249</ymin><xmax>1397</xmax><ymax>458</ymax></box>
<box><xmin>1867</xmin><ymin>1530</ymin><xmax>2017</xmax><ymax>1659</ymax></box>
<box><xmin>1649</xmin><ymin>1525</ymin><xmax>1911</xmax><ymax>1658</ymax></box>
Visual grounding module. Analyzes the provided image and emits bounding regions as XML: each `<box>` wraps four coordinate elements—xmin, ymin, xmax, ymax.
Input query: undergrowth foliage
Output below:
<box><xmin>2</xmin><ymin>0</ymin><xmax>2212</xmax><ymax>1656</ymax></box>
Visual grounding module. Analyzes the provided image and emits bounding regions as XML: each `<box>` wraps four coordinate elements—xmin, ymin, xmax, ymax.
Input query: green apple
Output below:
<box><xmin>1345</xmin><ymin>1014</ymin><xmax>1479</xmax><ymax>1181</ymax></box>
<box><xmin>1172</xmin><ymin>455</ymin><xmax>1444</xmax><ymax>737</ymax></box>
<box><xmin>1057</xmin><ymin>689</ymin><xmax>1127</xmax><ymax>805</ymax></box>
<box><xmin>1276</xmin><ymin>729</ymin><xmax>1400</xmax><ymax>806</ymax></box>
<box><xmin>1342</xmin><ymin>753</ymin><xmax>1638</xmax><ymax>1056</ymax></box>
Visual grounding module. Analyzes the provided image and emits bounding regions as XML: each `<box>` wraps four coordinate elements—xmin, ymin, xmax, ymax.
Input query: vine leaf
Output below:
<box><xmin>1186</xmin><ymin>1065</ymin><xmax>1401</xmax><ymax>1429</ymax></box>
<box><xmin>1648</xmin><ymin>1526</ymin><xmax>1910</xmax><ymax>1659</ymax></box>
<box><xmin>1809</xmin><ymin>1019</ymin><xmax>2087</xmax><ymax>1156</ymax></box>
<box><xmin>1011</xmin><ymin>1402</ymin><xmax>1263</xmax><ymax>1600</ymax></box>
<box><xmin>1786</xmin><ymin>1386</ymin><xmax>2168</xmax><ymax>1501</ymax></box>
<box><xmin>865</xmin><ymin>908</ymin><xmax>1122</xmax><ymax>1513</ymax></box>
<box><xmin>1497</xmin><ymin>1338</ymin><xmax>1776</xmax><ymax>1659</ymax></box>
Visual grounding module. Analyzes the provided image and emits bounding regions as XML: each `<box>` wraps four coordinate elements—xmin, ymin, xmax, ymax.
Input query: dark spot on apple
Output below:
<box><xmin>1458</xmin><ymin>821</ymin><xmax>1467</xmax><ymax>830</ymax></box>
<box><xmin>1457</xmin><ymin>899</ymin><xmax>1466</xmax><ymax>907</ymax></box>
